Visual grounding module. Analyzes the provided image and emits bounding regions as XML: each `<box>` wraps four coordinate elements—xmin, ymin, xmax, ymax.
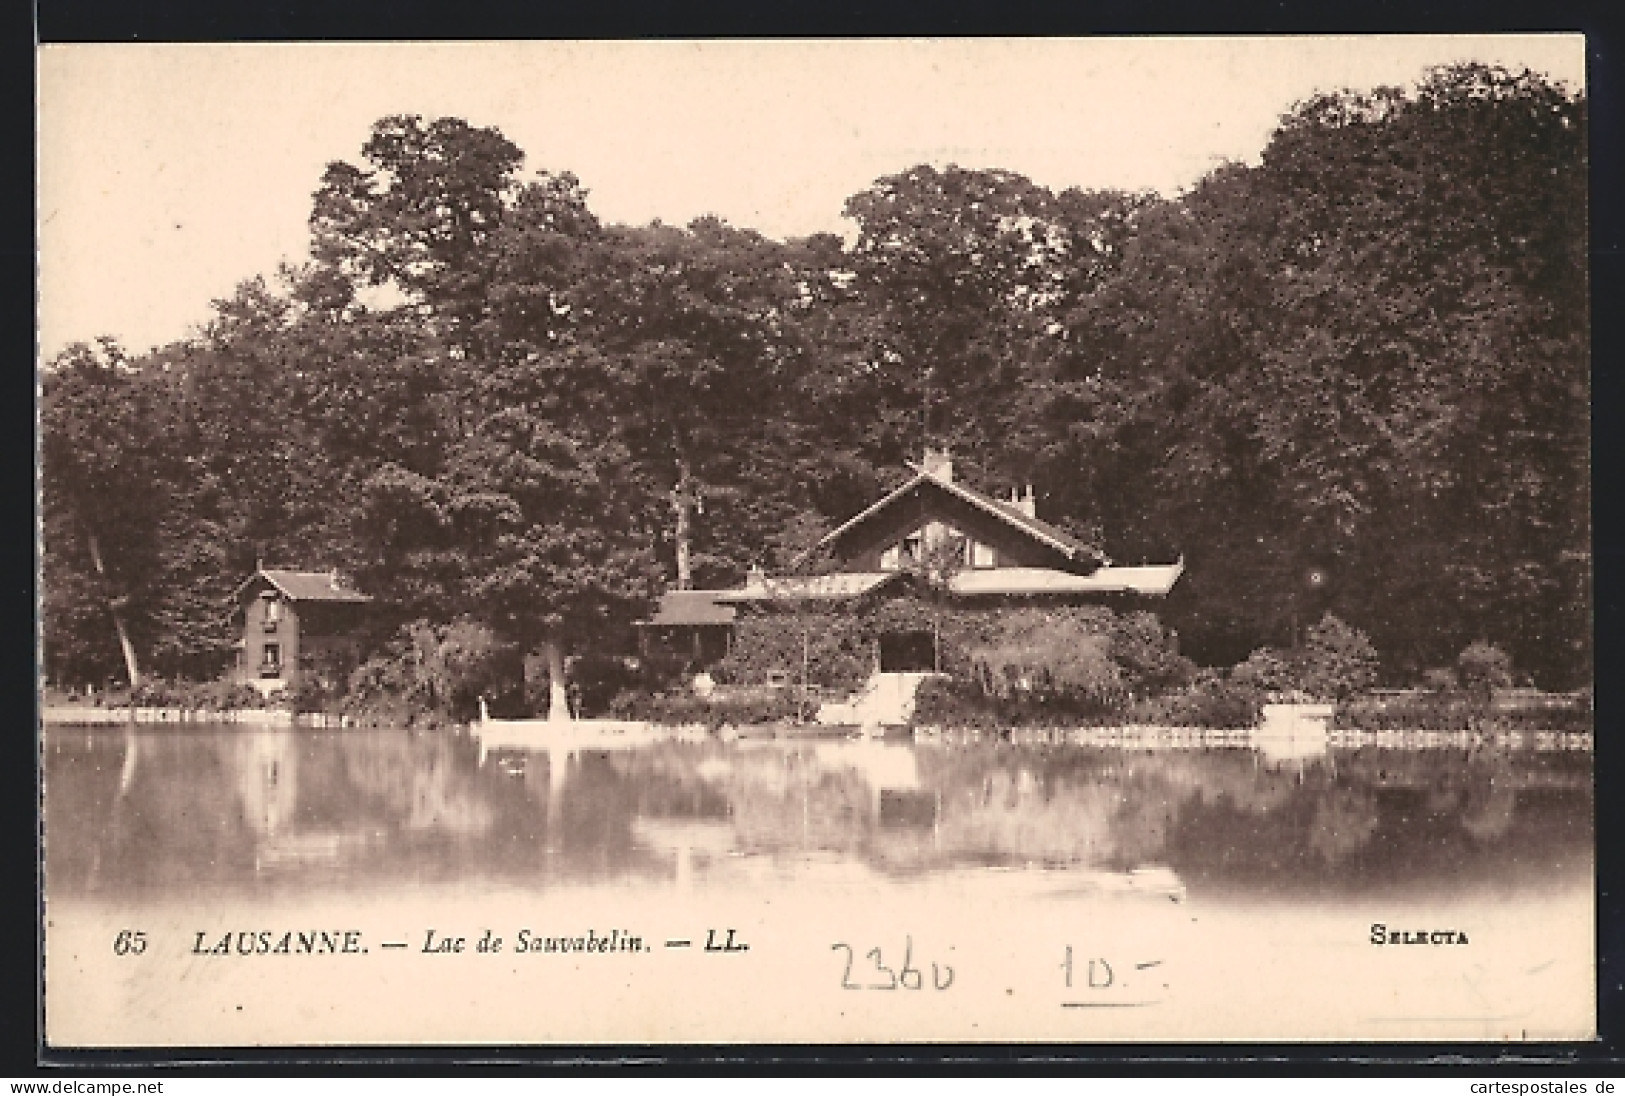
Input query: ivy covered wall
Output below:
<box><xmin>710</xmin><ymin>597</ymin><xmax>1185</xmax><ymax>700</ymax></box>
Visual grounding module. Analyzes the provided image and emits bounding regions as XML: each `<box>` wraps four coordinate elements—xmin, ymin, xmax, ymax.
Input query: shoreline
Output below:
<box><xmin>40</xmin><ymin>705</ymin><xmax>350</xmax><ymax>728</ymax></box>
<box><xmin>38</xmin><ymin>706</ymin><xmax>1593</xmax><ymax>751</ymax></box>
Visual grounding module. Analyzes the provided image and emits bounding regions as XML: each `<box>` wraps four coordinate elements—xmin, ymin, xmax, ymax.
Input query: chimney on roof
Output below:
<box><xmin>1017</xmin><ymin>485</ymin><xmax>1037</xmax><ymax>519</ymax></box>
<box><xmin>746</xmin><ymin>564</ymin><xmax>766</xmax><ymax>591</ymax></box>
<box><xmin>921</xmin><ymin>447</ymin><xmax>954</xmax><ymax>483</ymax></box>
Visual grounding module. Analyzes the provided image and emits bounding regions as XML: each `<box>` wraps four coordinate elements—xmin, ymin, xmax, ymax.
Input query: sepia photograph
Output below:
<box><xmin>37</xmin><ymin>36</ymin><xmax>1593</xmax><ymax>1047</ymax></box>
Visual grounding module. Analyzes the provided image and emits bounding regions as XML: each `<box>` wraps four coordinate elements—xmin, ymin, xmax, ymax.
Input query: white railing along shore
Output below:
<box><xmin>40</xmin><ymin>705</ymin><xmax>352</xmax><ymax>728</ymax></box>
<box><xmin>41</xmin><ymin>706</ymin><xmax>1591</xmax><ymax>750</ymax></box>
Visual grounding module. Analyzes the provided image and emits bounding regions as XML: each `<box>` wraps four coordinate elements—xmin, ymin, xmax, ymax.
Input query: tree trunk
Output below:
<box><xmin>86</xmin><ymin>531</ymin><xmax>141</xmax><ymax>688</ymax></box>
<box><xmin>543</xmin><ymin>639</ymin><xmax>571</xmax><ymax>723</ymax></box>
<box><xmin>672</xmin><ymin>458</ymin><xmax>694</xmax><ymax>591</ymax></box>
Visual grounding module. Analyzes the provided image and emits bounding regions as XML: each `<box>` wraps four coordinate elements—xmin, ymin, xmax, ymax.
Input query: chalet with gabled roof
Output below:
<box><xmin>231</xmin><ymin>567</ymin><xmax>372</xmax><ymax>693</ymax></box>
<box><xmin>637</xmin><ymin>448</ymin><xmax>1182</xmax><ymax>671</ymax></box>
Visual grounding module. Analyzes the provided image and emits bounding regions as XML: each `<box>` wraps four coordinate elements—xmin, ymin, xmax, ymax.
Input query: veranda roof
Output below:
<box><xmin>659</xmin><ymin>561</ymin><xmax>1182</xmax><ymax>613</ymax></box>
<box><xmin>946</xmin><ymin>562</ymin><xmax>1185</xmax><ymax>598</ymax></box>
<box><xmin>638</xmin><ymin>590</ymin><xmax>738</xmax><ymax>627</ymax></box>
<box><xmin>713</xmin><ymin>572</ymin><xmax>904</xmax><ymax>602</ymax></box>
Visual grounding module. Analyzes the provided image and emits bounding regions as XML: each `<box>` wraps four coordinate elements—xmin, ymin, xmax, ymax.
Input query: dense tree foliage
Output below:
<box><xmin>40</xmin><ymin>64</ymin><xmax>1590</xmax><ymax>696</ymax></box>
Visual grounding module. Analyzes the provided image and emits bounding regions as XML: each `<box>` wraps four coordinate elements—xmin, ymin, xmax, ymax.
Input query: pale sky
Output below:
<box><xmin>37</xmin><ymin>36</ymin><xmax>1585</xmax><ymax>359</ymax></box>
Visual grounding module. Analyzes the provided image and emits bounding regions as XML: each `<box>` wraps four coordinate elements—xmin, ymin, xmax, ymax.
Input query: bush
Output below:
<box><xmin>1457</xmin><ymin>641</ymin><xmax>1514</xmax><ymax>696</ymax></box>
<box><xmin>345</xmin><ymin>618</ymin><xmax>521</xmax><ymax>725</ymax></box>
<box><xmin>288</xmin><ymin>676</ymin><xmax>340</xmax><ymax>715</ymax></box>
<box><xmin>910</xmin><ymin>677</ymin><xmax>1004</xmax><ymax>730</ymax></box>
<box><xmin>912</xmin><ymin>674</ymin><xmax>1128</xmax><ymax>729</ymax></box>
<box><xmin>129</xmin><ymin>679</ymin><xmax>180</xmax><ymax>708</ymax></box>
<box><xmin>608</xmin><ymin>688</ymin><xmax>800</xmax><ymax>728</ymax></box>
<box><xmin>1421</xmin><ymin>667</ymin><xmax>1459</xmax><ymax>692</ymax></box>
<box><xmin>1108</xmin><ymin>611</ymin><xmax>1197</xmax><ymax>698</ymax></box>
<box><xmin>1297</xmin><ymin>614</ymin><xmax>1379</xmax><ymax>700</ymax></box>
<box><xmin>1230</xmin><ymin>647</ymin><xmax>1298</xmax><ymax>694</ymax></box>
<box><xmin>966</xmin><ymin>614</ymin><xmax>1128</xmax><ymax>714</ymax></box>
<box><xmin>209</xmin><ymin>681</ymin><xmax>271</xmax><ymax>710</ymax></box>
<box><xmin>1334</xmin><ymin>694</ymin><xmax>1470</xmax><ymax>730</ymax></box>
<box><xmin>1334</xmin><ymin>691</ymin><xmax>1592</xmax><ymax>732</ymax></box>
<box><xmin>566</xmin><ymin>654</ymin><xmax>647</xmax><ymax>717</ymax></box>
<box><xmin>1127</xmin><ymin>675</ymin><xmax>1264</xmax><ymax>728</ymax></box>
<box><xmin>1231</xmin><ymin>616</ymin><xmax>1380</xmax><ymax>700</ymax></box>
<box><xmin>129</xmin><ymin>678</ymin><xmax>266</xmax><ymax>710</ymax></box>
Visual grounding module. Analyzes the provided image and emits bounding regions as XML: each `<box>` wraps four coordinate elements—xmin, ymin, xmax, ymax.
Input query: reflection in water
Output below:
<box><xmin>1462</xmin><ymin>784</ymin><xmax>1519</xmax><ymax>841</ymax></box>
<box><xmin>42</xmin><ymin>726</ymin><xmax>1592</xmax><ymax>902</ymax></box>
<box><xmin>632</xmin><ymin>817</ymin><xmax>737</xmax><ymax>889</ymax></box>
<box><xmin>1306</xmin><ymin>787</ymin><xmax>1381</xmax><ymax>865</ymax></box>
<box><xmin>233</xmin><ymin>731</ymin><xmax>299</xmax><ymax>837</ymax></box>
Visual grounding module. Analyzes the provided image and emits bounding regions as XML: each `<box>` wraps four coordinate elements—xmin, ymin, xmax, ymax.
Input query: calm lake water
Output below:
<box><xmin>42</xmin><ymin>725</ymin><xmax>1596</xmax><ymax>1044</ymax></box>
<box><xmin>45</xmin><ymin>725</ymin><xmax>1592</xmax><ymax>901</ymax></box>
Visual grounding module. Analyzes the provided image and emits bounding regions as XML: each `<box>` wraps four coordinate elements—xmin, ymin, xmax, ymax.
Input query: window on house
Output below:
<box><xmin>262</xmin><ymin>594</ymin><xmax>281</xmax><ymax>632</ymax></box>
<box><xmin>880</xmin><ymin>544</ymin><xmax>900</xmax><ymax>570</ymax></box>
<box><xmin>260</xmin><ymin>643</ymin><xmax>282</xmax><ymax>678</ymax></box>
<box><xmin>902</xmin><ymin>532</ymin><xmax>923</xmax><ymax>562</ymax></box>
<box><xmin>973</xmin><ymin>542</ymin><xmax>996</xmax><ymax>568</ymax></box>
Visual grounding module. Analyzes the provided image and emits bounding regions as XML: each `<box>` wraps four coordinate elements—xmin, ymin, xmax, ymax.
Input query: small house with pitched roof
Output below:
<box><xmin>637</xmin><ymin>449</ymin><xmax>1182</xmax><ymax>673</ymax></box>
<box><xmin>231</xmin><ymin>568</ymin><xmax>373</xmax><ymax>693</ymax></box>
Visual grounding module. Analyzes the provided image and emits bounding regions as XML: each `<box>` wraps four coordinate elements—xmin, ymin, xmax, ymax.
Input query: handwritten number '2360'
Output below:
<box><xmin>832</xmin><ymin>939</ymin><xmax>953</xmax><ymax>990</ymax></box>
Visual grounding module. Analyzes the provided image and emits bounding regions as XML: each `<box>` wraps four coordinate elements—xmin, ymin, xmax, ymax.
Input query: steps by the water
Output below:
<box><xmin>815</xmin><ymin>671</ymin><xmax>939</xmax><ymax>729</ymax></box>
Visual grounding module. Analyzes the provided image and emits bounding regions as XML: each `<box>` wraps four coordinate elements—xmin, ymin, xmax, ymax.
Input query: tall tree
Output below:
<box><xmin>309</xmin><ymin>114</ymin><xmax>526</xmax><ymax>346</ymax></box>
<box><xmin>563</xmin><ymin>217</ymin><xmax>806</xmax><ymax>589</ymax></box>
<box><xmin>843</xmin><ymin>166</ymin><xmax>1081</xmax><ymax>470</ymax></box>
<box><xmin>40</xmin><ymin>340</ymin><xmax>174</xmax><ymax>686</ymax></box>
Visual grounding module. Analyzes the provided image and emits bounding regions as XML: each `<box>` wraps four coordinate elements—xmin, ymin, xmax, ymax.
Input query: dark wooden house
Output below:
<box><xmin>637</xmin><ymin>449</ymin><xmax>1182</xmax><ymax>671</ymax></box>
<box><xmin>231</xmin><ymin>568</ymin><xmax>372</xmax><ymax>693</ymax></box>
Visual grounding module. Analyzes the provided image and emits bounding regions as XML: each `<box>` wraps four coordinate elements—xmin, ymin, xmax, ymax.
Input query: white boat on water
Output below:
<box><xmin>471</xmin><ymin>698</ymin><xmax>705</xmax><ymax>757</ymax></box>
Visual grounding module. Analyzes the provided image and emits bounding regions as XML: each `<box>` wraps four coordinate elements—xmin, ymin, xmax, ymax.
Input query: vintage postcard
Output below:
<box><xmin>38</xmin><ymin>37</ymin><xmax>1592</xmax><ymax>1047</ymax></box>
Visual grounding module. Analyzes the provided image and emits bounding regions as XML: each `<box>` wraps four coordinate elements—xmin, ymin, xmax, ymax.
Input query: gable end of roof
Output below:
<box><xmin>813</xmin><ymin>465</ymin><xmax>1105</xmax><ymax>564</ymax></box>
<box><xmin>235</xmin><ymin>568</ymin><xmax>372</xmax><ymax>603</ymax></box>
